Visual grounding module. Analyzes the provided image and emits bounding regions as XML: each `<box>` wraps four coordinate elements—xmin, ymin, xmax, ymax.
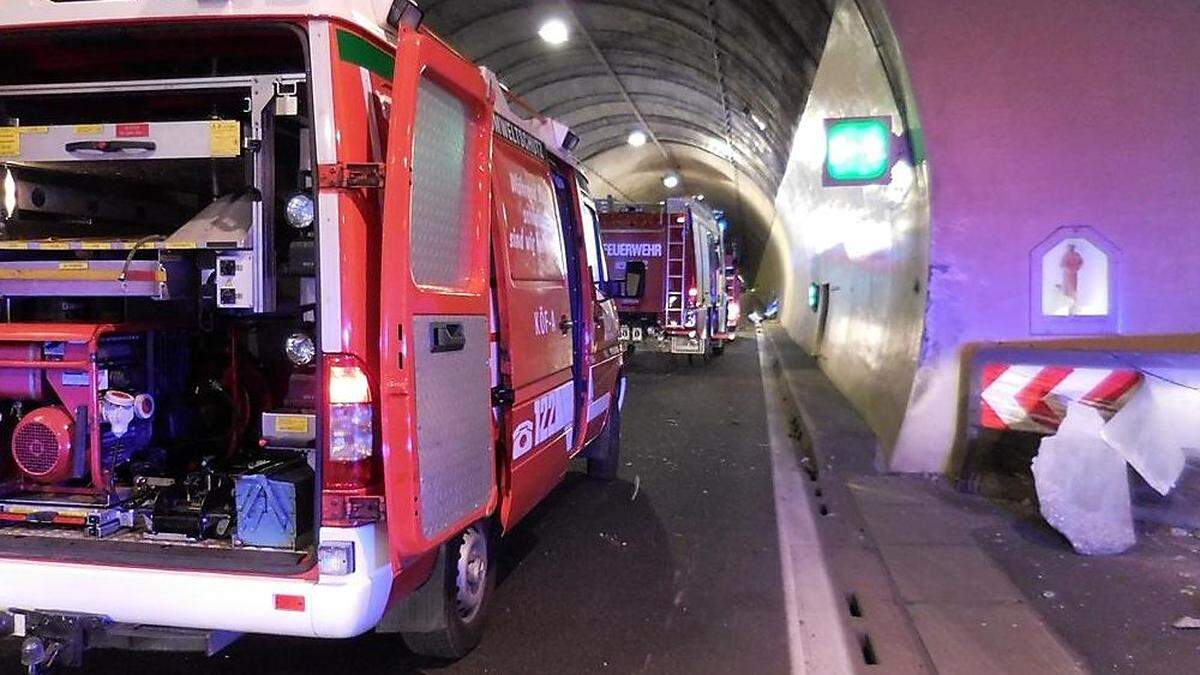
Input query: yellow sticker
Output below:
<box><xmin>0</xmin><ymin>128</ymin><xmax>19</xmax><ymax>157</ymax></box>
<box><xmin>274</xmin><ymin>415</ymin><xmax>311</xmax><ymax>433</ymax></box>
<box><xmin>74</xmin><ymin>124</ymin><xmax>104</xmax><ymax>135</ymax></box>
<box><xmin>82</xmin><ymin>242</ymin><xmax>112</xmax><ymax>250</ymax></box>
<box><xmin>165</xmin><ymin>241</ymin><xmax>197</xmax><ymax>250</ymax></box>
<box><xmin>18</xmin><ymin>126</ymin><xmax>48</xmax><ymax>135</ymax></box>
<box><xmin>58</xmin><ymin>261</ymin><xmax>89</xmax><ymax>270</ymax></box>
<box><xmin>210</xmin><ymin>120</ymin><xmax>241</xmax><ymax>157</ymax></box>
<box><xmin>39</xmin><ymin>242</ymin><xmax>70</xmax><ymax>250</ymax></box>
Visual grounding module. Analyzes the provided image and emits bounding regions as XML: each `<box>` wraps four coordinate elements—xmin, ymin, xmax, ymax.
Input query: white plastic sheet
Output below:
<box><xmin>1032</xmin><ymin>403</ymin><xmax>1136</xmax><ymax>555</ymax></box>
<box><xmin>1102</xmin><ymin>379</ymin><xmax>1200</xmax><ymax>495</ymax></box>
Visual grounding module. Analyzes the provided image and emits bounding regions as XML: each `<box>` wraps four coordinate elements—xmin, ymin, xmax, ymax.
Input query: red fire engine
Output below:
<box><xmin>0</xmin><ymin>1</ymin><xmax>634</xmax><ymax>670</ymax></box>
<box><xmin>599</xmin><ymin>197</ymin><xmax>730</xmax><ymax>357</ymax></box>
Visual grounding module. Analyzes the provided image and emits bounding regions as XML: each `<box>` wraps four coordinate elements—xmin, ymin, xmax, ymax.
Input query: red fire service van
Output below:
<box><xmin>0</xmin><ymin>1</ymin><xmax>634</xmax><ymax>671</ymax></box>
<box><xmin>599</xmin><ymin>197</ymin><xmax>730</xmax><ymax>357</ymax></box>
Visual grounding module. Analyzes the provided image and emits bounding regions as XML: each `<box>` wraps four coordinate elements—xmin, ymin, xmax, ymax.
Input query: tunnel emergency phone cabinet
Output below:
<box><xmin>599</xmin><ymin>197</ymin><xmax>730</xmax><ymax>357</ymax></box>
<box><xmin>0</xmin><ymin>1</ymin><xmax>628</xmax><ymax>670</ymax></box>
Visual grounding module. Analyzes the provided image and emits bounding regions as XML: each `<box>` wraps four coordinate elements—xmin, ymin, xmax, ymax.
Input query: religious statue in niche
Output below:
<box><xmin>1041</xmin><ymin>238</ymin><xmax>1108</xmax><ymax>317</ymax></box>
<box><xmin>1059</xmin><ymin>243</ymin><xmax>1084</xmax><ymax>315</ymax></box>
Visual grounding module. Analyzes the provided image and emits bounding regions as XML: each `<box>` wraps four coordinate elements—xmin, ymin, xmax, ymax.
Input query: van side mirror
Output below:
<box><xmin>603</xmin><ymin>260</ymin><xmax>646</xmax><ymax>299</ymax></box>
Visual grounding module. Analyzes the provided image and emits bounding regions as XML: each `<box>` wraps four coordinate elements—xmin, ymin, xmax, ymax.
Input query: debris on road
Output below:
<box><xmin>1032</xmin><ymin>403</ymin><xmax>1136</xmax><ymax>555</ymax></box>
<box><xmin>1171</xmin><ymin>616</ymin><xmax>1200</xmax><ymax>630</ymax></box>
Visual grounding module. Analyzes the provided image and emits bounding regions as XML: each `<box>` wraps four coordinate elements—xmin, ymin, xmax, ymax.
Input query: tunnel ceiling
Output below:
<box><xmin>422</xmin><ymin>0</ymin><xmax>833</xmax><ymax>274</ymax></box>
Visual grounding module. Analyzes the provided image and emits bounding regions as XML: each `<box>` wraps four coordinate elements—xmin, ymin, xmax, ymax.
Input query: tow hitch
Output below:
<box><xmin>4</xmin><ymin>609</ymin><xmax>242</xmax><ymax>673</ymax></box>
<box><xmin>10</xmin><ymin>610</ymin><xmax>104</xmax><ymax>674</ymax></box>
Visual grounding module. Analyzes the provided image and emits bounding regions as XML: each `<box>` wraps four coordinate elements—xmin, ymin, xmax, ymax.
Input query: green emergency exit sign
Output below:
<box><xmin>823</xmin><ymin>116</ymin><xmax>895</xmax><ymax>185</ymax></box>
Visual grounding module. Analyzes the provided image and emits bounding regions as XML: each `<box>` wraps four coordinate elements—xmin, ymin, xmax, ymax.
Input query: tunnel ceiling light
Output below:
<box><xmin>538</xmin><ymin>18</ymin><xmax>570</xmax><ymax>46</ymax></box>
<box><xmin>662</xmin><ymin>173</ymin><xmax>680</xmax><ymax>189</ymax></box>
<box><xmin>823</xmin><ymin>116</ymin><xmax>901</xmax><ymax>186</ymax></box>
<box><xmin>750</xmin><ymin>113</ymin><xmax>768</xmax><ymax>132</ymax></box>
<box><xmin>627</xmin><ymin>130</ymin><xmax>647</xmax><ymax>147</ymax></box>
<box><xmin>694</xmin><ymin>194</ymin><xmax>705</xmax><ymax>201</ymax></box>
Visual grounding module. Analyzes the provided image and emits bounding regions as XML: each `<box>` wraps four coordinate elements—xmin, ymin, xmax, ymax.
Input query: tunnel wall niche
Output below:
<box><xmin>770</xmin><ymin>0</ymin><xmax>1200</xmax><ymax>473</ymax></box>
<box><xmin>767</xmin><ymin>0</ymin><xmax>931</xmax><ymax>461</ymax></box>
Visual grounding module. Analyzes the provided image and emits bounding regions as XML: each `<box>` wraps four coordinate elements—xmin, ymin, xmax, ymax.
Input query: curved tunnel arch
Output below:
<box><xmin>421</xmin><ymin>0</ymin><xmax>834</xmax><ymax>280</ymax></box>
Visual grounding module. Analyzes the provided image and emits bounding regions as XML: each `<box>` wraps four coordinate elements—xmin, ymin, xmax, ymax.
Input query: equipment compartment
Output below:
<box><xmin>0</xmin><ymin>24</ymin><xmax>321</xmax><ymax>560</ymax></box>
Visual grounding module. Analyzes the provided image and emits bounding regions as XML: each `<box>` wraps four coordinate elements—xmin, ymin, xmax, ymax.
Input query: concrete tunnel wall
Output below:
<box><xmin>761</xmin><ymin>0</ymin><xmax>930</xmax><ymax>461</ymax></box>
<box><xmin>762</xmin><ymin>0</ymin><xmax>1200</xmax><ymax>472</ymax></box>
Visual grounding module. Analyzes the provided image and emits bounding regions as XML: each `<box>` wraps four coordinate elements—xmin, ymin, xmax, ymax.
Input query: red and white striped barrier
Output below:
<box><xmin>979</xmin><ymin>364</ymin><xmax>1143</xmax><ymax>434</ymax></box>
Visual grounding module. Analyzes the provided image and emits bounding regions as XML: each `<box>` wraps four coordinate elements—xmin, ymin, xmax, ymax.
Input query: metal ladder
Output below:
<box><xmin>665</xmin><ymin>212</ymin><xmax>688</xmax><ymax>327</ymax></box>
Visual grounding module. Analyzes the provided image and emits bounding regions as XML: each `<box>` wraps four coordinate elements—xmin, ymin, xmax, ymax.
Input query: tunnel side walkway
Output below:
<box><xmin>760</xmin><ymin>325</ymin><xmax>1088</xmax><ymax>675</ymax></box>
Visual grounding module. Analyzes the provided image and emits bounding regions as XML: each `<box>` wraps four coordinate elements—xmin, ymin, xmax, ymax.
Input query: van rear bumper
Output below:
<box><xmin>0</xmin><ymin>525</ymin><xmax>393</xmax><ymax>639</ymax></box>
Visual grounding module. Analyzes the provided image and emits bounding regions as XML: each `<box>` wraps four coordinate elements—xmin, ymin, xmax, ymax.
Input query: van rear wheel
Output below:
<box><xmin>586</xmin><ymin>390</ymin><xmax>623</xmax><ymax>481</ymax></box>
<box><xmin>401</xmin><ymin>521</ymin><xmax>496</xmax><ymax>659</ymax></box>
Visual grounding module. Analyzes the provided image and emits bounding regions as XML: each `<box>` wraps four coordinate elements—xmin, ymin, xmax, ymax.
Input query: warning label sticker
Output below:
<box><xmin>0</xmin><ymin>128</ymin><xmax>20</xmax><ymax>157</ymax></box>
<box><xmin>210</xmin><ymin>120</ymin><xmax>241</xmax><ymax>157</ymax></box>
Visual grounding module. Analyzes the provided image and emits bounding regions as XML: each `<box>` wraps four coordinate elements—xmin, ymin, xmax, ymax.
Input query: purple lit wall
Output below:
<box><xmin>768</xmin><ymin>0</ymin><xmax>1200</xmax><ymax>471</ymax></box>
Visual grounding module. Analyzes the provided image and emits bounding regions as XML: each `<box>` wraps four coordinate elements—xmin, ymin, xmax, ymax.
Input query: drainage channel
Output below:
<box><xmin>758</xmin><ymin>331</ymin><xmax>935</xmax><ymax>675</ymax></box>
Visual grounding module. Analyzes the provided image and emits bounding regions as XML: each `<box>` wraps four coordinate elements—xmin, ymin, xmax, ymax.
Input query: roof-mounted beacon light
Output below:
<box><xmin>387</xmin><ymin>0</ymin><xmax>424</xmax><ymax>31</ymax></box>
<box><xmin>822</xmin><ymin>115</ymin><xmax>909</xmax><ymax>187</ymax></box>
<box><xmin>562</xmin><ymin>130</ymin><xmax>581</xmax><ymax>152</ymax></box>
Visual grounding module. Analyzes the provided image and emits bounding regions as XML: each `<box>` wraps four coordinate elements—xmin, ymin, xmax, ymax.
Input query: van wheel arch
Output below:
<box><xmin>586</xmin><ymin>376</ymin><xmax>623</xmax><ymax>481</ymax></box>
<box><xmin>379</xmin><ymin>519</ymin><xmax>498</xmax><ymax>659</ymax></box>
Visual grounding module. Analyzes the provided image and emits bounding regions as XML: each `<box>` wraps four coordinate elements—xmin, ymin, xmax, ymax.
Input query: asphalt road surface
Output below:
<box><xmin>2</xmin><ymin>335</ymin><xmax>790</xmax><ymax>675</ymax></box>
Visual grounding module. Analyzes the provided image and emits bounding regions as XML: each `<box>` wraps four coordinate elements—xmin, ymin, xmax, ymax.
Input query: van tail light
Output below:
<box><xmin>322</xmin><ymin>354</ymin><xmax>376</xmax><ymax>491</ymax></box>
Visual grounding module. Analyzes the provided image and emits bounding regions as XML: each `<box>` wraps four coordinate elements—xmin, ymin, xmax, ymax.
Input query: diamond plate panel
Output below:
<box><xmin>411</xmin><ymin>77</ymin><xmax>470</xmax><ymax>288</ymax></box>
<box><xmin>413</xmin><ymin>315</ymin><xmax>493</xmax><ymax>539</ymax></box>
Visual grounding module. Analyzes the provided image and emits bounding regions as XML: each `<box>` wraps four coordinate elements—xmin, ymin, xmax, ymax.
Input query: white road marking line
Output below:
<box><xmin>757</xmin><ymin>332</ymin><xmax>857</xmax><ymax>675</ymax></box>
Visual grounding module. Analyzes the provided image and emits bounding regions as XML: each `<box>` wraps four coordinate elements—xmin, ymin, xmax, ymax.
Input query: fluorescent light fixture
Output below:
<box><xmin>1</xmin><ymin>167</ymin><xmax>15</xmax><ymax>219</ymax></box>
<box><xmin>627</xmin><ymin>130</ymin><xmax>647</xmax><ymax>147</ymax></box>
<box><xmin>539</xmin><ymin>18</ymin><xmax>570</xmax><ymax>46</ymax></box>
<box><xmin>662</xmin><ymin>173</ymin><xmax>680</xmax><ymax>189</ymax></box>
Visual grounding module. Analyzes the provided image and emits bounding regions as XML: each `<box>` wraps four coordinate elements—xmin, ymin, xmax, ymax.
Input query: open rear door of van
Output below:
<box><xmin>377</xmin><ymin>27</ymin><xmax>496</xmax><ymax>564</ymax></box>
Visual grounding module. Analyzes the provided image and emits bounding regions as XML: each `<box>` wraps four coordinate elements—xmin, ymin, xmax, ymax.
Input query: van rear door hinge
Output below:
<box><xmin>491</xmin><ymin>386</ymin><xmax>515</xmax><ymax>407</ymax></box>
<box><xmin>318</xmin><ymin>163</ymin><xmax>385</xmax><ymax>189</ymax></box>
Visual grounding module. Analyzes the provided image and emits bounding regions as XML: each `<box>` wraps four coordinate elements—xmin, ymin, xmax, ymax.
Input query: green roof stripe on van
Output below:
<box><xmin>336</xmin><ymin>30</ymin><xmax>394</xmax><ymax>81</ymax></box>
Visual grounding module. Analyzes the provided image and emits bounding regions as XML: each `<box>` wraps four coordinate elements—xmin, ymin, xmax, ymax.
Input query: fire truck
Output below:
<box><xmin>599</xmin><ymin>197</ymin><xmax>729</xmax><ymax>357</ymax></box>
<box><xmin>0</xmin><ymin>1</ymin><xmax>635</xmax><ymax>670</ymax></box>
